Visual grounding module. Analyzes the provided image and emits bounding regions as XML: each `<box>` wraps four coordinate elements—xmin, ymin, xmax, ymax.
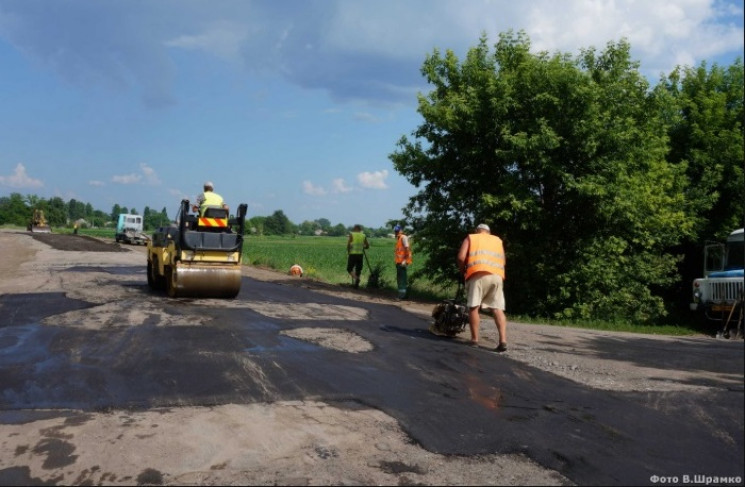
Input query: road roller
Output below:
<box><xmin>147</xmin><ymin>199</ymin><xmax>247</xmax><ymax>298</ymax></box>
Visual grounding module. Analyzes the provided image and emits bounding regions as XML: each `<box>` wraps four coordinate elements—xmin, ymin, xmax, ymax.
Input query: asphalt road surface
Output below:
<box><xmin>0</xmin><ymin>231</ymin><xmax>743</xmax><ymax>486</ymax></box>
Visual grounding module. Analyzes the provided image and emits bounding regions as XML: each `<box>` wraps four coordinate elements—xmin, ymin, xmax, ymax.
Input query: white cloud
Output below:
<box><xmin>303</xmin><ymin>180</ymin><xmax>327</xmax><ymax>196</ymax></box>
<box><xmin>165</xmin><ymin>20</ymin><xmax>250</xmax><ymax>63</ymax></box>
<box><xmin>0</xmin><ymin>163</ymin><xmax>43</xmax><ymax>188</ymax></box>
<box><xmin>111</xmin><ymin>163</ymin><xmax>161</xmax><ymax>185</ymax></box>
<box><xmin>140</xmin><ymin>163</ymin><xmax>160</xmax><ymax>185</ymax></box>
<box><xmin>353</xmin><ymin>112</ymin><xmax>382</xmax><ymax>123</ymax></box>
<box><xmin>0</xmin><ymin>1</ymin><xmax>741</xmax><ymax>107</ymax></box>
<box><xmin>112</xmin><ymin>173</ymin><xmax>142</xmax><ymax>184</ymax></box>
<box><xmin>357</xmin><ymin>170</ymin><xmax>388</xmax><ymax>190</ymax></box>
<box><xmin>332</xmin><ymin>178</ymin><xmax>353</xmax><ymax>193</ymax></box>
<box><xmin>523</xmin><ymin>0</ymin><xmax>743</xmax><ymax>76</ymax></box>
<box><xmin>88</xmin><ymin>180</ymin><xmax>105</xmax><ymax>187</ymax></box>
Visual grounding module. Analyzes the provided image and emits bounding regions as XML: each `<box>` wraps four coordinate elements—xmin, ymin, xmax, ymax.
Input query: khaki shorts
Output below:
<box><xmin>466</xmin><ymin>273</ymin><xmax>505</xmax><ymax>310</ymax></box>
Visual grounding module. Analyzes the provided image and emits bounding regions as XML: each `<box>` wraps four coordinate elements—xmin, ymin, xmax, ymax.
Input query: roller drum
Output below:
<box><xmin>167</xmin><ymin>262</ymin><xmax>242</xmax><ymax>298</ymax></box>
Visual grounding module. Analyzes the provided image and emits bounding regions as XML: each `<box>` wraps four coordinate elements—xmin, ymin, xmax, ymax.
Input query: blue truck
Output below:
<box><xmin>691</xmin><ymin>228</ymin><xmax>744</xmax><ymax>332</ymax></box>
<box><xmin>115</xmin><ymin>213</ymin><xmax>149</xmax><ymax>245</ymax></box>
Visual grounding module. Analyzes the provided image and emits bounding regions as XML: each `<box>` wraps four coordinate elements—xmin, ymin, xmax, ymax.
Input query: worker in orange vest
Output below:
<box><xmin>456</xmin><ymin>223</ymin><xmax>508</xmax><ymax>352</ymax></box>
<box><xmin>394</xmin><ymin>225</ymin><xmax>412</xmax><ymax>299</ymax></box>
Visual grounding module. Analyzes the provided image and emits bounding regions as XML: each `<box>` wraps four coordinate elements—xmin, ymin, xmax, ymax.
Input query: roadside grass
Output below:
<box><xmin>507</xmin><ymin>314</ymin><xmax>698</xmax><ymax>336</ymax></box>
<box><xmin>62</xmin><ymin>227</ymin><xmax>116</xmax><ymax>238</ymax></box>
<box><xmin>243</xmin><ymin>235</ymin><xmax>421</xmax><ymax>295</ymax></box>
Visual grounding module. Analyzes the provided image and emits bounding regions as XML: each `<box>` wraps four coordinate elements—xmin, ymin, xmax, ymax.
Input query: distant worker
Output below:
<box><xmin>347</xmin><ymin>224</ymin><xmax>370</xmax><ymax>288</ymax></box>
<box><xmin>394</xmin><ymin>225</ymin><xmax>412</xmax><ymax>300</ymax></box>
<box><xmin>192</xmin><ymin>181</ymin><xmax>228</xmax><ymax>216</ymax></box>
<box><xmin>456</xmin><ymin>223</ymin><xmax>508</xmax><ymax>352</ymax></box>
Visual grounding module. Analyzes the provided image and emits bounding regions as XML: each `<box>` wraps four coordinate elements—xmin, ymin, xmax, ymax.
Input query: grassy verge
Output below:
<box><xmin>507</xmin><ymin>314</ymin><xmax>698</xmax><ymax>336</ymax></box>
<box><xmin>242</xmin><ymin>235</ymin><xmax>452</xmax><ymax>300</ymax></box>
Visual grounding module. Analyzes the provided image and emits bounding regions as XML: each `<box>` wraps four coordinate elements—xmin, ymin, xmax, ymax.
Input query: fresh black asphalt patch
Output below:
<box><xmin>1</xmin><ymin>271</ymin><xmax>743</xmax><ymax>485</ymax></box>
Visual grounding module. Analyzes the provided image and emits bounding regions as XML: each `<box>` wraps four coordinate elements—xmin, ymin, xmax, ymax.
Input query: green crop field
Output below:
<box><xmin>242</xmin><ymin>235</ymin><xmax>453</xmax><ymax>300</ymax></box>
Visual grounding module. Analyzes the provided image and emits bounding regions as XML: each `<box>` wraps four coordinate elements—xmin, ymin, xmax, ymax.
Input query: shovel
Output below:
<box><xmin>363</xmin><ymin>249</ymin><xmax>380</xmax><ymax>288</ymax></box>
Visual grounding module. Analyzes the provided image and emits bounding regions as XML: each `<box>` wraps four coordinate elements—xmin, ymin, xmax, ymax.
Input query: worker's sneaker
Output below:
<box><xmin>495</xmin><ymin>343</ymin><xmax>507</xmax><ymax>353</ymax></box>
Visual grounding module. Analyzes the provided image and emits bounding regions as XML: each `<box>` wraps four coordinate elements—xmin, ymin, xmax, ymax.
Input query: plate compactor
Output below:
<box><xmin>430</xmin><ymin>282</ymin><xmax>469</xmax><ymax>337</ymax></box>
<box><xmin>147</xmin><ymin>199</ymin><xmax>247</xmax><ymax>298</ymax></box>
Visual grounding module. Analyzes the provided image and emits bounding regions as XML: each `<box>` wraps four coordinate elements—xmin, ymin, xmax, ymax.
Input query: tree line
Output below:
<box><xmin>390</xmin><ymin>31</ymin><xmax>743</xmax><ymax>325</ymax></box>
<box><xmin>0</xmin><ymin>194</ymin><xmax>396</xmax><ymax>238</ymax></box>
<box><xmin>0</xmin><ymin>194</ymin><xmax>172</xmax><ymax>231</ymax></box>
<box><xmin>246</xmin><ymin>210</ymin><xmax>395</xmax><ymax>237</ymax></box>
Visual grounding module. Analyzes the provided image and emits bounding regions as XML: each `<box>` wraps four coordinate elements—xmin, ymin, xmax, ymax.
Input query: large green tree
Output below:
<box><xmin>0</xmin><ymin>193</ymin><xmax>29</xmax><ymax>225</ymax></box>
<box><xmin>45</xmin><ymin>197</ymin><xmax>67</xmax><ymax>226</ymax></box>
<box><xmin>142</xmin><ymin>206</ymin><xmax>170</xmax><ymax>230</ymax></box>
<box><xmin>263</xmin><ymin>210</ymin><xmax>295</xmax><ymax>235</ymax></box>
<box><xmin>391</xmin><ymin>31</ymin><xmax>692</xmax><ymax>323</ymax></box>
<box><xmin>110</xmin><ymin>204</ymin><xmax>122</xmax><ymax>222</ymax></box>
<box><xmin>654</xmin><ymin>59</ymin><xmax>744</xmax><ymax>306</ymax></box>
<box><xmin>67</xmin><ymin>199</ymin><xmax>87</xmax><ymax>221</ymax></box>
<box><xmin>662</xmin><ymin>60</ymin><xmax>744</xmax><ymax>240</ymax></box>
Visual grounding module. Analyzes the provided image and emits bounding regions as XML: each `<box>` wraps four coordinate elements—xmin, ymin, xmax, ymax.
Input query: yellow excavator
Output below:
<box><xmin>147</xmin><ymin>199</ymin><xmax>247</xmax><ymax>298</ymax></box>
<box><xmin>27</xmin><ymin>209</ymin><xmax>51</xmax><ymax>233</ymax></box>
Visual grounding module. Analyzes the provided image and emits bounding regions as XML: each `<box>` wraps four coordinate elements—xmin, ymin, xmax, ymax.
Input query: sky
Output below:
<box><xmin>0</xmin><ymin>0</ymin><xmax>743</xmax><ymax>229</ymax></box>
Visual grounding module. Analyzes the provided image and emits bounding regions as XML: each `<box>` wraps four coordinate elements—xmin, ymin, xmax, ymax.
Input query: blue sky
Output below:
<box><xmin>1</xmin><ymin>0</ymin><xmax>743</xmax><ymax>228</ymax></box>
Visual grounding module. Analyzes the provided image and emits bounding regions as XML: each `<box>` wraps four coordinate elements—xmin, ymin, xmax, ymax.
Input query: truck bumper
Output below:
<box><xmin>711</xmin><ymin>303</ymin><xmax>735</xmax><ymax>313</ymax></box>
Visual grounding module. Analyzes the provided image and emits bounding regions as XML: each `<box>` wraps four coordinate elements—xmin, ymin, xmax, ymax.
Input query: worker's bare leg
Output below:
<box><xmin>493</xmin><ymin>308</ymin><xmax>507</xmax><ymax>345</ymax></box>
<box><xmin>468</xmin><ymin>306</ymin><xmax>481</xmax><ymax>344</ymax></box>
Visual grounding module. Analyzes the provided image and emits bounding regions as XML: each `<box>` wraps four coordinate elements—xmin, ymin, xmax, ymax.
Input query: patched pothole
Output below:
<box><xmin>281</xmin><ymin>327</ymin><xmax>374</xmax><ymax>353</ymax></box>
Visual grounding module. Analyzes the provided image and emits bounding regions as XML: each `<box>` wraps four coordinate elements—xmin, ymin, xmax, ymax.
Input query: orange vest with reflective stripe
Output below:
<box><xmin>464</xmin><ymin>233</ymin><xmax>505</xmax><ymax>280</ymax></box>
<box><xmin>395</xmin><ymin>234</ymin><xmax>412</xmax><ymax>265</ymax></box>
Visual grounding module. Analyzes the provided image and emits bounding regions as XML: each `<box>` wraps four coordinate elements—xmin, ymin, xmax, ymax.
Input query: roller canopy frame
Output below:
<box><xmin>177</xmin><ymin>199</ymin><xmax>248</xmax><ymax>253</ymax></box>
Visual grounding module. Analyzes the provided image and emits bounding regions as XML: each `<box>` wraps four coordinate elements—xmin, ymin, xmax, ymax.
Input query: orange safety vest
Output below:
<box><xmin>395</xmin><ymin>234</ymin><xmax>412</xmax><ymax>265</ymax></box>
<box><xmin>464</xmin><ymin>233</ymin><xmax>505</xmax><ymax>280</ymax></box>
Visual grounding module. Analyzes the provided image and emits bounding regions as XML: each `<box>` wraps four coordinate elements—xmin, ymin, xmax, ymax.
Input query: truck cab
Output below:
<box><xmin>691</xmin><ymin>228</ymin><xmax>744</xmax><ymax>323</ymax></box>
<box><xmin>115</xmin><ymin>214</ymin><xmax>149</xmax><ymax>245</ymax></box>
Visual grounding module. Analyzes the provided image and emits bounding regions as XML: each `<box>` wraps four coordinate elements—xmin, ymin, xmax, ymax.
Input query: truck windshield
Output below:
<box><xmin>725</xmin><ymin>240</ymin><xmax>744</xmax><ymax>270</ymax></box>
